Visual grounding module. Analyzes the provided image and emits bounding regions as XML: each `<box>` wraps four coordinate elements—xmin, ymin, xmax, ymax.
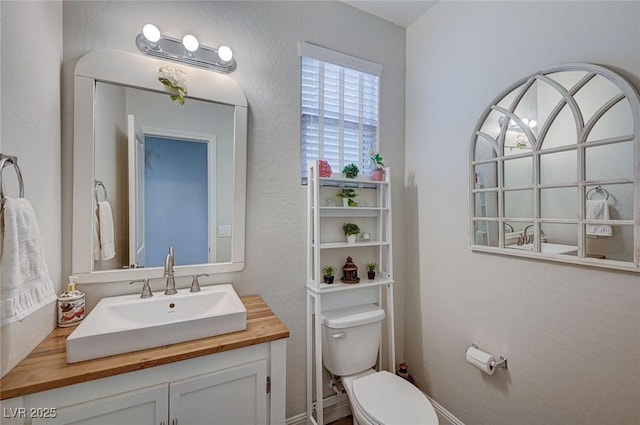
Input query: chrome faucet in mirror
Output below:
<box><xmin>164</xmin><ymin>246</ymin><xmax>177</xmax><ymax>295</ymax></box>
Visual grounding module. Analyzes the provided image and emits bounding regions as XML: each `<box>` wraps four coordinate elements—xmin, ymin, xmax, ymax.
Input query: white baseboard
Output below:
<box><xmin>287</xmin><ymin>393</ymin><xmax>464</xmax><ymax>425</ymax></box>
<box><xmin>286</xmin><ymin>399</ymin><xmax>351</xmax><ymax>425</ymax></box>
<box><xmin>426</xmin><ymin>394</ymin><xmax>465</xmax><ymax>425</ymax></box>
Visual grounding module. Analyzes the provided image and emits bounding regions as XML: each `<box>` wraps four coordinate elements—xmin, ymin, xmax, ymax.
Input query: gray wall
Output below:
<box><xmin>61</xmin><ymin>1</ymin><xmax>406</xmax><ymax>418</ymax></box>
<box><xmin>405</xmin><ymin>2</ymin><xmax>640</xmax><ymax>424</ymax></box>
<box><xmin>0</xmin><ymin>1</ymin><xmax>62</xmax><ymax>378</ymax></box>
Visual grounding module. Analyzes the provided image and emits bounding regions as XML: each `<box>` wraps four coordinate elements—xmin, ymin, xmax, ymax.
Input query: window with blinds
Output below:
<box><xmin>300</xmin><ymin>42</ymin><xmax>381</xmax><ymax>183</ymax></box>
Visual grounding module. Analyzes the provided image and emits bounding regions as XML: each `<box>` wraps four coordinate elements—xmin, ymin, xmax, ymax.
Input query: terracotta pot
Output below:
<box><xmin>371</xmin><ymin>169</ymin><xmax>384</xmax><ymax>181</ymax></box>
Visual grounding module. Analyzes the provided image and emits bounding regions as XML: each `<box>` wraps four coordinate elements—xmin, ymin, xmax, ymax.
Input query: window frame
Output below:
<box><xmin>299</xmin><ymin>42</ymin><xmax>382</xmax><ymax>183</ymax></box>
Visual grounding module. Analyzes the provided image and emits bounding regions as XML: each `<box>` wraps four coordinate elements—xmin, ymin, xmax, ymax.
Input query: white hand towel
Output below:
<box><xmin>1</xmin><ymin>197</ymin><xmax>56</xmax><ymax>325</ymax></box>
<box><xmin>586</xmin><ymin>199</ymin><xmax>612</xmax><ymax>237</ymax></box>
<box><xmin>97</xmin><ymin>200</ymin><xmax>115</xmax><ymax>261</ymax></box>
<box><xmin>93</xmin><ymin>206</ymin><xmax>101</xmax><ymax>261</ymax></box>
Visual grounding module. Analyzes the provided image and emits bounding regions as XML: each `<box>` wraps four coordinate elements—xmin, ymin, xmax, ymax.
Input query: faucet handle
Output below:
<box><xmin>190</xmin><ymin>273</ymin><xmax>209</xmax><ymax>293</ymax></box>
<box><xmin>130</xmin><ymin>279</ymin><xmax>153</xmax><ymax>298</ymax></box>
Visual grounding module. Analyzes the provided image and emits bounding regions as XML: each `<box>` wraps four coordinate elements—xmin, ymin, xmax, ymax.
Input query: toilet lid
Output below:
<box><xmin>352</xmin><ymin>371</ymin><xmax>438</xmax><ymax>425</ymax></box>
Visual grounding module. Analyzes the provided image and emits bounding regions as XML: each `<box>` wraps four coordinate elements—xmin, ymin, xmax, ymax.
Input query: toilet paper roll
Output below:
<box><xmin>465</xmin><ymin>346</ymin><xmax>496</xmax><ymax>375</ymax></box>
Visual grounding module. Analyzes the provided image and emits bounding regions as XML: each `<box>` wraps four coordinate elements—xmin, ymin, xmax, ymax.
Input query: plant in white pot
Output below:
<box><xmin>336</xmin><ymin>188</ymin><xmax>358</xmax><ymax>207</ymax></box>
<box><xmin>343</xmin><ymin>222</ymin><xmax>361</xmax><ymax>244</ymax></box>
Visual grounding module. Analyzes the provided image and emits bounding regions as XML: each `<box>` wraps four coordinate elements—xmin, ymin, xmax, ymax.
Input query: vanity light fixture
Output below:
<box><xmin>498</xmin><ymin>115</ymin><xmax>537</xmax><ymax>131</ymax></box>
<box><xmin>136</xmin><ymin>24</ymin><xmax>236</xmax><ymax>73</ymax></box>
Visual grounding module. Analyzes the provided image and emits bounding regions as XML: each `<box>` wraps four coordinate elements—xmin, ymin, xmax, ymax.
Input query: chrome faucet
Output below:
<box><xmin>523</xmin><ymin>224</ymin><xmax>534</xmax><ymax>244</ymax></box>
<box><xmin>130</xmin><ymin>279</ymin><xmax>153</xmax><ymax>298</ymax></box>
<box><xmin>164</xmin><ymin>246</ymin><xmax>177</xmax><ymax>295</ymax></box>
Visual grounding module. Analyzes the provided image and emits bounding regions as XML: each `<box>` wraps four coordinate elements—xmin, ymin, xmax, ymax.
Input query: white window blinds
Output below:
<box><xmin>300</xmin><ymin>42</ymin><xmax>381</xmax><ymax>182</ymax></box>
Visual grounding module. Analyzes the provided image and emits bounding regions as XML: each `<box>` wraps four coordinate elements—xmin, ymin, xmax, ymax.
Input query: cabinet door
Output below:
<box><xmin>169</xmin><ymin>360</ymin><xmax>268</xmax><ymax>425</ymax></box>
<box><xmin>32</xmin><ymin>384</ymin><xmax>168</xmax><ymax>425</ymax></box>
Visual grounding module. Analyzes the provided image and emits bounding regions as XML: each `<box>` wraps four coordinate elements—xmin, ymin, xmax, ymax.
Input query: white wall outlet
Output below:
<box><xmin>218</xmin><ymin>225</ymin><xmax>232</xmax><ymax>237</ymax></box>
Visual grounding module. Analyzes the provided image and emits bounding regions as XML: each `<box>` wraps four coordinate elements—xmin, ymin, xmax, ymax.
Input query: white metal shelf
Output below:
<box><xmin>306</xmin><ymin>160</ymin><xmax>395</xmax><ymax>425</ymax></box>
<box><xmin>307</xmin><ymin>276</ymin><xmax>394</xmax><ymax>294</ymax></box>
<box><xmin>319</xmin><ymin>173</ymin><xmax>389</xmax><ymax>186</ymax></box>
<box><xmin>318</xmin><ymin>206</ymin><xmax>388</xmax><ymax>218</ymax></box>
<box><xmin>315</xmin><ymin>240</ymin><xmax>390</xmax><ymax>249</ymax></box>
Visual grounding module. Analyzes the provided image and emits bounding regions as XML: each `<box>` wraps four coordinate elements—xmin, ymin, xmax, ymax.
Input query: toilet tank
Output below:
<box><xmin>321</xmin><ymin>304</ymin><xmax>385</xmax><ymax>376</ymax></box>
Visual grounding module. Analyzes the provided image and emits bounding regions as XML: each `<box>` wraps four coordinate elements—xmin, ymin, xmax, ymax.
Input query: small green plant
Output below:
<box><xmin>366</xmin><ymin>262</ymin><xmax>378</xmax><ymax>272</ymax></box>
<box><xmin>322</xmin><ymin>265</ymin><xmax>335</xmax><ymax>277</ymax></box>
<box><xmin>342</xmin><ymin>222</ymin><xmax>361</xmax><ymax>236</ymax></box>
<box><xmin>347</xmin><ymin>199</ymin><xmax>358</xmax><ymax>207</ymax></box>
<box><xmin>342</xmin><ymin>163</ymin><xmax>359</xmax><ymax>178</ymax></box>
<box><xmin>336</xmin><ymin>188</ymin><xmax>358</xmax><ymax>199</ymax></box>
<box><xmin>370</xmin><ymin>152</ymin><xmax>384</xmax><ymax>170</ymax></box>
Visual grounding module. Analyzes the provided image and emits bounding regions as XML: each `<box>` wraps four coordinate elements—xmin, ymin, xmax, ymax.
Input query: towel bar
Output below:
<box><xmin>586</xmin><ymin>185</ymin><xmax>610</xmax><ymax>201</ymax></box>
<box><xmin>94</xmin><ymin>180</ymin><xmax>108</xmax><ymax>202</ymax></box>
<box><xmin>0</xmin><ymin>153</ymin><xmax>25</xmax><ymax>206</ymax></box>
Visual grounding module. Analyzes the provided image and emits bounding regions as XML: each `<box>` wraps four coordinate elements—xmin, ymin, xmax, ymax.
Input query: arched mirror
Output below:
<box><xmin>72</xmin><ymin>50</ymin><xmax>247</xmax><ymax>283</ymax></box>
<box><xmin>470</xmin><ymin>63</ymin><xmax>639</xmax><ymax>272</ymax></box>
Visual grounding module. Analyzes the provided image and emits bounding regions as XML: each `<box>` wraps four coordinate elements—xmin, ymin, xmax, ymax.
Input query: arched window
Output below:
<box><xmin>470</xmin><ymin>64</ymin><xmax>639</xmax><ymax>272</ymax></box>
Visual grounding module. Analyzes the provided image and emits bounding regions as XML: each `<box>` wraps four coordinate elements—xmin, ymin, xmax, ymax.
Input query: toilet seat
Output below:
<box><xmin>350</xmin><ymin>371</ymin><xmax>438</xmax><ymax>425</ymax></box>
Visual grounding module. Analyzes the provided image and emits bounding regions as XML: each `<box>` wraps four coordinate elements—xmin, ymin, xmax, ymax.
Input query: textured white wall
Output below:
<box><xmin>61</xmin><ymin>1</ymin><xmax>405</xmax><ymax>417</ymax></box>
<box><xmin>405</xmin><ymin>2</ymin><xmax>640</xmax><ymax>425</ymax></box>
<box><xmin>0</xmin><ymin>1</ymin><xmax>62</xmax><ymax>378</ymax></box>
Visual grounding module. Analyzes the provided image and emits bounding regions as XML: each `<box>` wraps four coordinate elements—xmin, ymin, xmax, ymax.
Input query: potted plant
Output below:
<box><xmin>370</xmin><ymin>151</ymin><xmax>384</xmax><ymax>181</ymax></box>
<box><xmin>342</xmin><ymin>163</ymin><xmax>359</xmax><ymax>179</ymax></box>
<box><xmin>365</xmin><ymin>262</ymin><xmax>377</xmax><ymax>280</ymax></box>
<box><xmin>322</xmin><ymin>265</ymin><xmax>335</xmax><ymax>284</ymax></box>
<box><xmin>342</xmin><ymin>222</ymin><xmax>361</xmax><ymax>244</ymax></box>
<box><xmin>336</xmin><ymin>188</ymin><xmax>359</xmax><ymax>207</ymax></box>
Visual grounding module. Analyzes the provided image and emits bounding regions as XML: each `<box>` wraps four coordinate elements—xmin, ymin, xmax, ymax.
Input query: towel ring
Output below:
<box><xmin>95</xmin><ymin>180</ymin><xmax>107</xmax><ymax>202</ymax></box>
<box><xmin>586</xmin><ymin>185</ymin><xmax>610</xmax><ymax>201</ymax></box>
<box><xmin>0</xmin><ymin>154</ymin><xmax>25</xmax><ymax>206</ymax></box>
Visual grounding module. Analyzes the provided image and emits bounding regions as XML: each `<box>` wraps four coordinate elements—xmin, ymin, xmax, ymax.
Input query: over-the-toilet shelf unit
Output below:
<box><xmin>306</xmin><ymin>160</ymin><xmax>395</xmax><ymax>425</ymax></box>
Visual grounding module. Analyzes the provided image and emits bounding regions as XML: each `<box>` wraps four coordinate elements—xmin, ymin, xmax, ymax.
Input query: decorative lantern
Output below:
<box><xmin>341</xmin><ymin>256</ymin><xmax>360</xmax><ymax>284</ymax></box>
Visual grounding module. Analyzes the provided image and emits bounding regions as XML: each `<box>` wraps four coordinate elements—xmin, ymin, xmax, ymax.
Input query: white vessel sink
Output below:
<box><xmin>507</xmin><ymin>243</ymin><xmax>577</xmax><ymax>255</ymax></box>
<box><xmin>67</xmin><ymin>284</ymin><xmax>247</xmax><ymax>363</ymax></box>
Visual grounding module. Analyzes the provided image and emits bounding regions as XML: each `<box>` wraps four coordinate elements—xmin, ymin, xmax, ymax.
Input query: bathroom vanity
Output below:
<box><xmin>0</xmin><ymin>295</ymin><xmax>288</xmax><ymax>425</ymax></box>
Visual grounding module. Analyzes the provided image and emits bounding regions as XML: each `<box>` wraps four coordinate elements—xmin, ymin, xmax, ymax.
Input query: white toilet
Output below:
<box><xmin>321</xmin><ymin>304</ymin><xmax>439</xmax><ymax>425</ymax></box>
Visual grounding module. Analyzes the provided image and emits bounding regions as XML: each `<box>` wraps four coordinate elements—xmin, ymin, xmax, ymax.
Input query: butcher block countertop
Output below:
<box><xmin>0</xmin><ymin>295</ymin><xmax>289</xmax><ymax>400</ymax></box>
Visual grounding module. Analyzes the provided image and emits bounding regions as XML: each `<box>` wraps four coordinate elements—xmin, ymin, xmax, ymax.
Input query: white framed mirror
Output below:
<box><xmin>469</xmin><ymin>63</ymin><xmax>639</xmax><ymax>272</ymax></box>
<box><xmin>73</xmin><ymin>49</ymin><xmax>247</xmax><ymax>283</ymax></box>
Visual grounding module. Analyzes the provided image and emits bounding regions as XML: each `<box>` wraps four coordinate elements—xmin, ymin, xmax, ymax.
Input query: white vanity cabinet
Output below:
<box><xmin>18</xmin><ymin>341</ymin><xmax>284</xmax><ymax>425</ymax></box>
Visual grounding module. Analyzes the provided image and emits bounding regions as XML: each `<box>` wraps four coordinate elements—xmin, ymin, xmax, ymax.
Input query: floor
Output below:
<box><xmin>328</xmin><ymin>416</ymin><xmax>353</xmax><ymax>425</ymax></box>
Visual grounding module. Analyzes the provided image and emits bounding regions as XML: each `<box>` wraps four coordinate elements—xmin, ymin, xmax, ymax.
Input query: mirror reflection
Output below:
<box><xmin>470</xmin><ymin>64</ymin><xmax>639</xmax><ymax>270</ymax></box>
<box><xmin>94</xmin><ymin>82</ymin><xmax>234</xmax><ymax>271</ymax></box>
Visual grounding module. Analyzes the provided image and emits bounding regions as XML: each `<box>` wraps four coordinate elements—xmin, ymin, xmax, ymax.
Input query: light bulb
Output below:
<box><xmin>142</xmin><ymin>24</ymin><xmax>161</xmax><ymax>43</ymax></box>
<box><xmin>182</xmin><ymin>34</ymin><xmax>199</xmax><ymax>52</ymax></box>
<box><xmin>522</xmin><ymin>118</ymin><xmax>529</xmax><ymax>125</ymax></box>
<box><xmin>218</xmin><ymin>45</ymin><xmax>233</xmax><ymax>62</ymax></box>
<box><xmin>528</xmin><ymin>119</ymin><xmax>538</xmax><ymax>128</ymax></box>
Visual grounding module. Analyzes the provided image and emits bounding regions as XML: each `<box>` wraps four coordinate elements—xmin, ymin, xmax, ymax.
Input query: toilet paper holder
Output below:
<box><xmin>470</xmin><ymin>343</ymin><xmax>508</xmax><ymax>370</ymax></box>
